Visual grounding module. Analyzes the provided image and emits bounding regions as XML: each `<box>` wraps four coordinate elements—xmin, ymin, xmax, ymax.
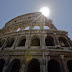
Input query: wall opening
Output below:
<box><xmin>33</xmin><ymin>26</ymin><xmax>40</xmax><ymax>30</ymax></box>
<box><xmin>0</xmin><ymin>59</ymin><xmax>5</xmax><ymax>72</ymax></box>
<box><xmin>27</xmin><ymin>58</ymin><xmax>40</xmax><ymax>72</ymax></box>
<box><xmin>59</xmin><ymin>37</ymin><xmax>69</xmax><ymax>47</ymax></box>
<box><xmin>45</xmin><ymin>36</ymin><xmax>54</xmax><ymax>46</ymax></box>
<box><xmin>6</xmin><ymin>38</ymin><xmax>14</xmax><ymax>47</ymax></box>
<box><xmin>48</xmin><ymin>59</ymin><xmax>61</xmax><ymax>72</ymax></box>
<box><xmin>17</xmin><ymin>28</ymin><xmax>20</xmax><ymax>31</ymax></box>
<box><xmin>15</xmin><ymin>26</ymin><xmax>21</xmax><ymax>32</ymax></box>
<box><xmin>8</xmin><ymin>59</ymin><xmax>21</xmax><ymax>72</ymax></box>
<box><xmin>25</xmin><ymin>26</ymin><xmax>30</xmax><ymax>30</ymax></box>
<box><xmin>67</xmin><ymin>60</ymin><xmax>72</xmax><ymax>72</ymax></box>
<box><xmin>44</xmin><ymin>26</ymin><xmax>49</xmax><ymax>29</ymax></box>
<box><xmin>31</xmin><ymin>38</ymin><xmax>40</xmax><ymax>46</ymax></box>
<box><xmin>18</xmin><ymin>38</ymin><xmax>26</xmax><ymax>46</ymax></box>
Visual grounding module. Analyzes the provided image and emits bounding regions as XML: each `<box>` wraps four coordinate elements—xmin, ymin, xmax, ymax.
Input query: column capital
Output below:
<box><xmin>60</xmin><ymin>55</ymin><xmax>64</xmax><ymax>59</ymax></box>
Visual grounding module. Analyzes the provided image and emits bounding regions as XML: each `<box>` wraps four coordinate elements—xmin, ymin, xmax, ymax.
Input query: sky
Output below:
<box><xmin>0</xmin><ymin>0</ymin><xmax>72</xmax><ymax>40</ymax></box>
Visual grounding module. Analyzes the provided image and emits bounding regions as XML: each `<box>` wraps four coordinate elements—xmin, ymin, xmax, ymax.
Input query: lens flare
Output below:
<box><xmin>40</xmin><ymin>7</ymin><xmax>50</xmax><ymax>17</ymax></box>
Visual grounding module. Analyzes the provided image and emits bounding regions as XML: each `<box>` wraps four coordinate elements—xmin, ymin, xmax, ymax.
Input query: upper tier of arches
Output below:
<box><xmin>0</xmin><ymin>12</ymin><xmax>57</xmax><ymax>34</ymax></box>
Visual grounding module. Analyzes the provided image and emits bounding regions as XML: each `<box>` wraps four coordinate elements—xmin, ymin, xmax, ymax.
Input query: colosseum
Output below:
<box><xmin>0</xmin><ymin>12</ymin><xmax>72</xmax><ymax>72</ymax></box>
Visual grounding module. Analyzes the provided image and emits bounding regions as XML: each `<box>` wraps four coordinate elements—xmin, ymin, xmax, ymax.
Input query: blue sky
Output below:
<box><xmin>0</xmin><ymin>0</ymin><xmax>72</xmax><ymax>40</ymax></box>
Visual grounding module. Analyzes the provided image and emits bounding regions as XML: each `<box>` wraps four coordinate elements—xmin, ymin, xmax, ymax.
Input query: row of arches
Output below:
<box><xmin>0</xmin><ymin>59</ymin><xmax>20</xmax><ymax>72</ymax></box>
<box><xmin>0</xmin><ymin>58</ymin><xmax>72</xmax><ymax>72</ymax></box>
<box><xmin>9</xmin><ymin>26</ymin><xmax>49</xmax><ymax>32</ymax></box>
<box><xmin>0</xmin><ymin>36</ymin><xmax>70</xmax><ymax>48</ymax></box>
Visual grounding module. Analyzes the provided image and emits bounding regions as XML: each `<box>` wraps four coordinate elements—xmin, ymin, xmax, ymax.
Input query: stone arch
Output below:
<box><xmin>15</xmin><ymin>26</ymin><xmax>21</xmax><ymax>31</ymax></box>
<box><xmin>17</xmin><ymin>28</ymin><xmax>20</xmax><ymax>31</ymax></box>
<box><xmin>67</xmin><ymin>60</ymin><xmax>72</xmax><ymax>72</ymax></box>
<box><xmin>48</xmin><ymin>59</ymin><xmax>61</xmax><ymax>72</ymax></box>
<box><xmin>45</xmin><ymin>36</ymin><xmax>54</xmax><ymax>46</ymax></box>
<box><xmin>0</xmin><ymin>39</ymin><xmax>5</xmax><ymax>47</ymax></box>
<box><xmin>44</xmin><ymin>26</ymin><xmax>49</xmax><ymax>29</ymax></box>
<box><xmin>8</xmin><ymin>59</ymin><xmax>21</xmax><ymax>72</ymax></box>
<box><xmin>59</xmin><ymin>37</ymin><xmax>69</xmax><ymax>47</ymax></box>
<box><xmin>6</xmin><ymin>37</ymin><xmax>14</xmax><ymax>47</ymax></box>
<box><xmin>33</xmin><ymin>26</ymin><xmax>40</xmax><ymax>30</ymax></box>
<box><xmin>31</xmin><ymin>36</ymin><xmax>40</xmax><ymax>46</ymax></box>
<box><xmin>32</xmin><ymin>24</ymin><xmax>40</xmax><ymax>30</ymax></box>
<box><xmin>25</xmin><ymin>26</ymin><xmax>30</xmax><ymax>30</ymax></box>
<box><xmin>27</xmin><ymin>58</ymin><xmax>40</xmax><ymax>72</ymax></box>
<box><xmin>23</xmin><ymin>25</ymin><xmax>30</xmax><ymax>30</ymax></box>
<box><xmin>0</xmin><ymin>59</ymin><xmax>5</xmax><ymax>72</ymax></box>
<box><xmin>18</xmin><ymin>36</ymin><xmax>26</xmax><ymax>46</ymax></box>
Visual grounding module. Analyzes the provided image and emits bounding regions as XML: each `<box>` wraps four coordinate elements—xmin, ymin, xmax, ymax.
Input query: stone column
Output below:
<box><xmin>40</xmin><ymin>17</ymin><xmax>44</xmax><ymax>30</ymax></box>
<box><xmin>40</xmin><ymin>20</ymin><xmax>44</xmax><ymax>30</ymax></box>
<box><xmin>40</xmin><ymin>25</ymin><xmax>44</xmax><ymax>30</ymax></box>
<box><xmin>20</xmin><ymin>25</ymin><xmax>24</xmax><ymax>31</ymax></box>
<box><xmin>13</xmin><ymin>36</ymin><xmax>19</xmax><ymax>49</ymax></box>
<box><xmin>60</xmin><ymin>55</ymin><xmax>68</xmax><ymax>72</ymax></box>
<box><xmin>25</xmin><ymin>35</ymin><xmax>29</xmax><ymax>49</ymax></box>
<box><xmin>19</xmin><ymin>64</ymin><xmax>25</xmax><ymax>72</ymax></box>
<box><xmin>54</xmin><ymin>33</ymin><xmax>60</xmax><ymax>47</ymax></box>
<box><xmin>29</xmin><ymin>24</ymin><xmax>33</xmax><ymax>30</ymax></box>
<box><xmin>41</xmin><ymin>34</ymin><xmax>45</xmax><ymax>49</ymax></box>
<box><xmin>42</xmin><ymin>64</ymin><xmax>46</xmax><ymax>72</ymax></box>
<box><xmin>12</xmin><ymin>26</ymin><xmax>16</xmax><ymax>32</ymax></box>
<box><xmin>2</xmin><ymin>64</ymin><xmax>8</xmax><ymax>72</ymax></box>
<box><xmin>42</xmin><ymin>52</ymin><xmax>46</xmax><ymax>72</ymax></box>
<box><xmin>40</xmin><ymin>64</ymin><xmax>43</xmax><ymax>72</ymax></box>
<box><xmin>46</xmin><ymin>56</ymin><xmax>51</xmax><ymax>72</ymax></box>
<box><xmin>2</xmin><ymin>37</ymin><xmax>8</xmax><ymax>49</ymax></box>
<box><xmin>2</xmin><ymin>57</ymin><xmax>11</xmax><ymax>72</ymax></box>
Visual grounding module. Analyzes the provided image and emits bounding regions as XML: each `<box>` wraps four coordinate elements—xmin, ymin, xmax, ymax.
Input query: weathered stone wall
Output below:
<box><xmin>0</xmin><ymin>12</ymin><xmax>72</xmax><ymax>72</ymax></box>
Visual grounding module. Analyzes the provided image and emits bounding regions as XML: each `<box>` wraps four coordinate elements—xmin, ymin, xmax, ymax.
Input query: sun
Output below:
<box><xmin>40</xmin><ymin>7</ymin><xmax>50</xmax><ymax>17</ymax></box>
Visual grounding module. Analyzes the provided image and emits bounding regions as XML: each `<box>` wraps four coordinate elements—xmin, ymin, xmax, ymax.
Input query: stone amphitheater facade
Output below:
<box><xmin>0</xmin><ymin>12</ymin><xmax>72</xmax><ymax>72</ymax></box>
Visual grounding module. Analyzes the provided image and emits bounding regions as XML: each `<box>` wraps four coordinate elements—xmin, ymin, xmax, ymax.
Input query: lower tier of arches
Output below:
<box><xmin>0</xmin><ymin>56</ymin><xmax>72</xmax><ymax>72</ymax></box>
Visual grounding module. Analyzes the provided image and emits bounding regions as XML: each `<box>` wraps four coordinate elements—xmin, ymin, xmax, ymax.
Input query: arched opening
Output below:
<box><xmin>15</xmin><ymin>26</ymin><xmax>21</xmax><ymax>32</ymax></box>
<box><xmin>25</xmin><ymin>26</ymin><xmax>30</xmax><ymax>30</ymax></box>
<box><xmin>44</xmin><ymin>26</ymin><xmax>49</xmax><ymax>29</ymax></box>
<box><xmin>18</xmin><ymin>38</ymin><xmax>26</xmax><ymax>46</ymax></box>
<box><xmin>6</xmin><ymin>38</ymin><xmax>14</xmax><ymax>47</ymax></box>
<box><xmin>27</xmin><ymin>58</ymin><xmax>40</xmax><ymax>72</ymax></box>
<box><xmin>8</xmin><ymin>59</ymin><xmax>21</xmax><ymax>72</ymax></box>
<box><xmin>67</xmin><ymin>60</ymin><xmax>72</xmax><ymax>72</ymax></box>
<box><xmin>45</xmin><ymin>36</ymin><xmax>54</xmax><ymax>46</ymax></box>
<box><xmin>0</xmin><ymin>39</ymin><xmax>5</xmax><ymax>47</ymax></box>
<box><xmin>48</xmin><ymin>59</ymin><xmax>61</xmax><ymax>72</ymax></box>
<box><xmin>0</xmin><ymin>59</ymin><xmax>5</xmax><ymax>72</ymax></box>
<box><xmin>31</xmin><ymin>38</ymin><xmax>40</xmax><ymax>46</ymax></box>
<box><xmin>33</xmin><ymin>26</ymin><xmax>40</xmax><ymax>30</ymax></box>
<box><xmin>17</xmin><ymin>28</ymin><xmax>20</xmax><ymax>31</ymax></box>
<box><xmin>59</xmin><ymin>37</ymin><xmax>69</xmax><ymax>47</ymax></box>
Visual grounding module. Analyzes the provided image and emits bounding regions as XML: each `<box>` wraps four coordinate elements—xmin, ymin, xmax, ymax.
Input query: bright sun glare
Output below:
<box><xmin>40</xmin><ymin>7</ymin><xmax>50</xmax><ymax>17</ymax></box>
